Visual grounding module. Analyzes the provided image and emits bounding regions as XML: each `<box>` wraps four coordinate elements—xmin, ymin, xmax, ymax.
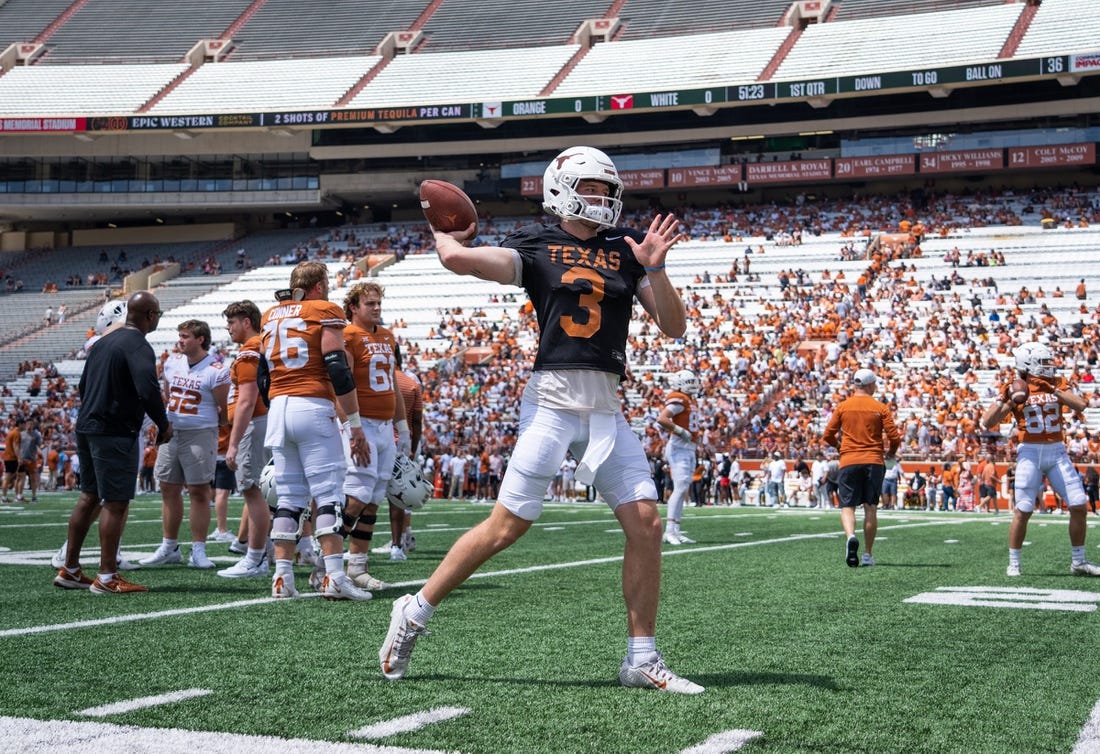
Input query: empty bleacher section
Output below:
<box><xmin>1013</xmin><ymin>0</ymin><xmax>1100</xmax><ymax>58</ymax></box>
<box><xmin>230</xmin><ymin>0</ymin><xmax>423</xmax><ymax>59</ymax></box>
<box><xmin>829</xmin><ymin>0</ymin><xmax>1006</xmax><ymax>23</ymax></box>
<box><xmin>347</xmin><ymin>45</ymin><xmax>580</xmax><ymax>107</ymax></box>
<box><xmin>771</xmin><ymin>3</ymin><xmax>1023</xmax><ymax>80</ymax></box>
<box><xmin>0</xmin><ymin>0</ymin><xmax>74</xmax><ymax>43</ymax></box>
<box><xmin>417</xmin><ymin>0</ymin><xmax>604</xmax><ymax>51</ymax></box>
<box><xmin>148</xmin><ymin>55</ymin><xmax>380</xmax><ymax>114</ymax></box>
<box><xmin>615</xmin><ymin>0</ymin><xmax>792</xmax><ymax>39</ymax></box>
<box><xmin>0</xmin><ymin>63</ymin><xmax>186</xmax><ymax>114</ymax></box>
<box><xmin>553</xmin><ymin>27</ymin><xmax>790</xmax><ymax>96</ymax></box>
<box><xmin>34</xmin><ymin>0</ymin><xmax>249</xmax><ymax>63</ymax></box>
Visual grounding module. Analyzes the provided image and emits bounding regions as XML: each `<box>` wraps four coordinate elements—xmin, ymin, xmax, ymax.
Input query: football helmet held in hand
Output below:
<box><xmin>387</xmin><ymin>455</ymin><xmax>433</xmax><ymax>511</ymax></box>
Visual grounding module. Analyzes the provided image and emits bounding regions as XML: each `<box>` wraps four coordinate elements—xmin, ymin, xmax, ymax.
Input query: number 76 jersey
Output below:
<box><xmin>260</xmin><ymin>299</ymin><xmax>346</xmax><ymax>400</ymax></box>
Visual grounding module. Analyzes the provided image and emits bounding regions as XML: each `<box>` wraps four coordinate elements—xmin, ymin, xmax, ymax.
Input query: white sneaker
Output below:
<box><xmin>379</xmin><ymin>594</ymin><xmax>428</xmax><ymax>680</ymax></box>
<box><xmin>188</xmin><ymin>550</ymin><xmax>216</xmax><ymax>569</ymax></box>
<box><xmin>206</xmin><ymin>530</ymin><xmax>236</xmax><ymax>543</ymax></box>
<box><xmin>372</xmin><ymin>539</ymin><xmax>393</xmax><ymax>554</ymax></box>
<box><xmin>321</xmin><ymin>574</ymin><xmax>372</xmax><ymax>601</ymax></box>
<box><xmin>619</xmin><ymin>653</ymin><xmax>704</xmax><ymax>695</ymax></box>
<box><xmin>295</xmin><ymin>548</ymin><xmax>320</xmax><ymax>568</ymax></box>
<box><xmin>676</xmin><ymin>532</ymin><xmax>696</xmax><ymax>544</ymax></box>
<box><xmin>1006</xmin><ymin>563</ymin><xmax>1021</xmax><ymax>577</ymax></box>
<box><xmin>662</xmin><ymin>531</ymin><xmax>682</xmax><ymax>545</ymax></box>
<box><xmin>350</xmin><ymin>571</ymin><xmax>391</xmax><ymax>591</ymax></box>
<box><xmin>402</xmin><ymin>533</ymin><xmax>416</xmax><ymax>552</ymax></box>
<box><xmin>1071</xmin><ymin>560</ymin><xmax>1100</xmax><ymax>576</ymax></box>
<box><xmin>117</xmin><ymin>553</ymin><xmax>141</xmax><ymax>571</ymax></box>
<box><xmin>139</xmin><ymin>544</ymin><xmax>182</xmax><ymax>566</ymax></box>
<box><xmin>390</xmin><ymin>545</ymin><xmax>407</xmax><ymax>562</ymax></box>
<box><xmin>51</xmin><ymin>543</ymin><xmax>67</xmax><ymax>569</ymax></box>
<box><xmin>228</xmin><ymin>539</ymin><xmax>247</xmax><ymax>555</ymax></box>
<box><xmin>861</xmin><ymin>553</ymin><xmax>875</xmax><ymax>567</ymax></box>
<box><xmin>271</xmin><ymin>574</ymin><xmax>298</xmax><ymax>599</ymax></box>
<box><xmin>217</xmin><ymin>557</ymin><xmax>269</xmax><ymax>578</ymax></box>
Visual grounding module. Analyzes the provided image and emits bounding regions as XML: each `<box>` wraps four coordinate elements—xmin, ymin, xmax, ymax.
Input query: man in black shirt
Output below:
<box><xmin>54</xmin><ymin>291</ymin><xmax>172</xmax><ymax>595</ymax></box>
<box><xmin>379</xmin><ymin>146</ymin><xmax>702</xmax><ymax>693</ymax></box>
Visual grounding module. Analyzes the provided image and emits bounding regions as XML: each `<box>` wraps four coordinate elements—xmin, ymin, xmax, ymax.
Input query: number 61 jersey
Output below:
<box><xmin>1008</xmin><ymin>374</ymin><xmax>1070</xmax><ymax>444</ymax></box>
<box><xmin>507</xmin><ymin>223</ymin><xmax>647</xmax><ymax>378</ymax></box>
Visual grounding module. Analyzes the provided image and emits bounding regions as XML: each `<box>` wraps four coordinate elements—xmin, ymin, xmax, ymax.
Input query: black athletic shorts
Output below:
<box><xmin>214</xmin><ymin>459</ymin><xmax>237</xmax><ymax>493</ymax></box>
<box><xmin>837</xmin><ymin>463</ymin><xmax>886</xmax><ymax>508</ymax></box>
<box><xmin>78</xmin><ymin>432</ymin><xmax>139</xmax><ymax>503</ymax></box>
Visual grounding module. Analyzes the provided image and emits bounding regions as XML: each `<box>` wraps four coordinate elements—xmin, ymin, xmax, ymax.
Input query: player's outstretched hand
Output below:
<box><xmin>625</xmin><ymin>213</ymin><xmax>685</xmax><ymax>270</ymax></box>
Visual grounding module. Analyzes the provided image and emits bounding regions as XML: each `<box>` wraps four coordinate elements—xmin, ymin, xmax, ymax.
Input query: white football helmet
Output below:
<box><xmin>95</xmin><ymin>298</ymin><xmax>128</xmax><ymax>335</ymax></box>
<box><xmin>386</xmin><ymin>455</ymin><xmax>433</xmax><ymax>511</ymax></box>
<box><xmin>670</xmin><ymin>369</ymin><xmax>700</xmax><ymax>396</ymax></box>
<box><xmin>259</xmin><ymin>459</ymin><xmax>278</xmax><ymax>508</ymax></box>
<box><xmin>1014</xmin><ymin>341</ymin><xmax>1055</xmax><ymax>378</ymax></box>
<box><xmin>542</xmin><ymin>146</ymin><xmax>624</xmax><ymax>230</ymax></box>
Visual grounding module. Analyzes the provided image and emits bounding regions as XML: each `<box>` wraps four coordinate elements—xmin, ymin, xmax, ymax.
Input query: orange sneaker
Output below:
<box><xmin>89</xmin><ymin>574</ymin><xmax>148</xmax><ymax>595</ymax></box>
<box><xmin>53</xmin><ymin>567</ymin><xmax>94</xmax><ymax>590</ymax></box>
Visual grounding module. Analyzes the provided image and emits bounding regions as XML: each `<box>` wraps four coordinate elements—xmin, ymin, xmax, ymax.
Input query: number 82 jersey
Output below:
<box><xmin>1009</xmin><ymin>374</ymin><xmax>1070</xmax><ymax>444</ymax></box>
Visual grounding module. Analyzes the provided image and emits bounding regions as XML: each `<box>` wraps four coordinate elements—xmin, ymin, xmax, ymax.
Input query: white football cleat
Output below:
<box><xmin>620</xmin><ymin>653</ymin><xmax>704</xmax><ymax>695</ymax></box>
<box><xmin>1071</xmin><ymin>560</ymin><xmax>1100</xmax><ymax>576</ymax></box>
<box><xmin>676</xmin><ymin>532</ymin><xmax>696</xmax><ymax>544</ymax></box>
<box><xmin>662</xmin><ymin>531</ymin><xmax>682</xmax><ymax>545</ymax></box>
<box><xmin>351</xmin><ymin>572</ymin><xmax>391</xmax><ymax>591</ymax></box>
<box><xmin>861</xmin><ymin>553</ymin><xmax>875</xmax><ymax>567</ymax></box>
<box><xmin>188</xmin><ymin>550</ymin><xmax>216</xmax><ymax>569</ymax></box>
<box><xmin>390</xmin><ymin>545</ymin><xmax>407</xmax><ymax>562</ymax></box>
<box><xmin>271</xmin><ymin>574</ymin><xmax>299</xmax><ymax>599</ymax></box>
<box><xmin>379</xmin><ymin>594</ymin><xmax>428</xmax><ymax>680</ymax></box>
<box><xmin>321</xmin><ymin>574</ymin><xmax>372</xmax><ymax>601</ymax></box>
<box><xmin>1006</xmin><ymin>563</ymin><xmax>1021</xmax><ymax>577</ymax></box>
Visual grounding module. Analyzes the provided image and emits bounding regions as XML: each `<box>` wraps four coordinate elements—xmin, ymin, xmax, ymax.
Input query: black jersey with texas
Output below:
<box><xmin>504</xmin><ymin>223</ymin><xmax>647</xmax><ymax>377</ymax></box>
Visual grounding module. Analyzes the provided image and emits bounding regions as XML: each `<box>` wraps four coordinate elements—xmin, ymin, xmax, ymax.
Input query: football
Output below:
<box><xmin>1010</xmin><ymin>378</ymin><xmax>1029</xmax><ymax>405</ymax></box>
<box><xmin>419</xmin><ymin>179</ymin><xmax>478</xmax><ymax>234</ymax></box>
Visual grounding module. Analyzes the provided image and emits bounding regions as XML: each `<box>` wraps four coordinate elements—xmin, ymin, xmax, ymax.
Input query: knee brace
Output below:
<box><xmin>271</xmin><ymin>508</ymin><xmax>303</xmax><ymax>542</ymax></box>
<box><xmin>314</xmin><ymin>503</ymin><xmax>342</xmax><ymax>538</ymax></box>
<box><xmin>349</xmin><ymin>512</ymin><xmax>377</xmax><ymax>541</ymax></box>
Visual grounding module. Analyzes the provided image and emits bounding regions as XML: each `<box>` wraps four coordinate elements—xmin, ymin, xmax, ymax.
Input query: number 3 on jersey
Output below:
<box><xmin>264</xmin><ymin>317</ymin><xmax>309</xmax><ymax>369</ymax></box>
<box><xmin>559</xmin><ymin>267</ymin><xmax>604</xmax><ymax>338</ymax></box>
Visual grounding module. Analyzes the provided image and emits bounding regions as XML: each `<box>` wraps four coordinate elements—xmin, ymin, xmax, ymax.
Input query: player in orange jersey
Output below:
<box><xmin>982</xmin><ymin>342</ymin><xmax>1100</xmax><ymax>577</ymax></box>
<box><xmin>261</xmin><ymin>261</ymin><xmax>370</xmax><ymax>600</ymax></box>
<box><xmin>339</xmin><ymin>281</ymin><xmax>409</xmax><ymax>589</ymax></box>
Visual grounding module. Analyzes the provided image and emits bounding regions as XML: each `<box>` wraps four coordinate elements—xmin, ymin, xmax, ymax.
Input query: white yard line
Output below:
<box><xmin>76</xmin><ymin>688</ymin><xmax>213</xmax><ymax>717</ymax></box>
<box><xmin>349</xmin><ymin>707</ymin><xmax>471</xmax><ymax>739</ymax></box>
<box><xmin>2</xmin><ymin>517</ymin><xmax>981</xmax><ymax>640</ymax></box>
<box><xmin>1073</xmin><ymin>698</ymin><xmax>1100</xmax><ymax>754</ymax></box>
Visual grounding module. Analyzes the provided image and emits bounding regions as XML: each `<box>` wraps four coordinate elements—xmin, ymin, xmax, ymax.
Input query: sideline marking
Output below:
<box><xmin>2</xmin><ymin>518</ymin><xmax>978</xmax><ymax>640</ymax></box>
<box><xmin>905</xmin><ymin>586</ymin><xmax>1100</xmax><ymax>612</ymax></box>
<box><xmin>76</xmin><ymin>688</ymin><xmax>213</xmax><ymax>717</ymax></box>
<box><xmin>1073</xmin><ymin>698</ymin><xmax>1100</xmax><ymax>753</ymax></box>
<box><xmin>350</xmin><ymin>707</ymin><xmax>471</xmax><ymax>739</ymax></box>
<box><xmin>681</xmin><ymin>728</ymin><xmax>764</xmax><ymax>753</ymax></box>
<box><xmin>0</xmin><ymin>715</ymin><xmax>456</xmax><ymax>753</ymax></box>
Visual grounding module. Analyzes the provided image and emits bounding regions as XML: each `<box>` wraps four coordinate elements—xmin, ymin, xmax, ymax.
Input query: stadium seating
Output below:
<box><xmin>553</xmin><ymin>27</ymin><xmax>791</xmax><ymax>96</ymax></box>
<box><xmin>419</xmin><ymin>0</ymin><xmax>604</xmax><ymax>51</ymax></box>
<box><xmin>149</xmin><ymin>55</ymin><xmax>381</xmax><ymax>114</ymax></box>
<box><xmin>0</xmin><ymin>63</ymin><xmax>187</xmax><ymax>115</ymax></box>
<box><xmin>347</xmin><ymin>45</ymin><xmax>580</xmax><ymax>108</ymax></box>
<box><xmin>772</xmin><ymin>4</ymin><xmax>1023</xmax><ymax>81</ymax></box>
<box><xmin>1013</xmin><ymin>0</ymin><xmax>1100</xmax><ymax>58</ymax></box>
<box><xmin>615</xmin><ymin>0</ymin><xmax>793</xmax><ymax>38</ymax></box>
<box><xmin>36</xmin><ymin>0</ymin><xmax>247</xmax><ymax>63</ymax></box>
<box><xmin>0</xmin><ymin>0</ymin><xmax>73</xmax><ymax>44</ymax></box>
<box><xmin>830</xmin><ymin>0</ymin><xmax>1003</xmax><ymax>23</ymax></box>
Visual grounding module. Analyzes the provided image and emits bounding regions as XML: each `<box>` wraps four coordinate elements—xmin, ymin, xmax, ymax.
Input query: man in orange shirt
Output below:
<box><xmin>2</xmin><ymin>417</ymin><xmax>25</xmax><ymax>503</ymax></box>
<box><xmin>823</xmin><ymin>368</ymin><xmax>901</xmax><ymax>567</ymax></box>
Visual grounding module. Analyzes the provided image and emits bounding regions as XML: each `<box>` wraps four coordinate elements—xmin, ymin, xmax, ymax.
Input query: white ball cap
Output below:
<box><xmin>853</xmin><ymin>368</ymin><xmax>877</xmax><ymax>386</ymax></box>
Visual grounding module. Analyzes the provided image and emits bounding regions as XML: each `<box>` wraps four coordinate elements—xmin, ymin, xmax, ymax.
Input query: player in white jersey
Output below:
<box><xmin>141</xmin><ymin>319</ymin><xmax>230</xmax><ymax>569</ymax></box>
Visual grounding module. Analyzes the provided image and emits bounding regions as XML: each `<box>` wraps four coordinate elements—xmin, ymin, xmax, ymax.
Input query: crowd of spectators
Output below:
<box><xmin>2</xmin><ymin>184</ymin><xmax>1100</xmax><ymax>508</ymax></box>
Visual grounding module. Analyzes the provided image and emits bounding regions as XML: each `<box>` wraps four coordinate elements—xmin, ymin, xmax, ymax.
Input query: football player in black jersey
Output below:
<box><xmin>379</xmin><ymin>146</ymin><xmax>703</xmax><ymax>694</ymax></box>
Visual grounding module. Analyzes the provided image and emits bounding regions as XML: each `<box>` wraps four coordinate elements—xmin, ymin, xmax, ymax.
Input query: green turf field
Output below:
<box><xmin>2</xmin><ymin>493</ymin><xmax>1100</xmax><ymax>753</ymax></box>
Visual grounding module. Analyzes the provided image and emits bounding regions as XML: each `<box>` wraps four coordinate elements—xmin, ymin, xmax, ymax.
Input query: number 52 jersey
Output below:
<box><xmin>162</xmin><ymin>352</ymin><xmax>230</xmax><ymax>430</ymax></box>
